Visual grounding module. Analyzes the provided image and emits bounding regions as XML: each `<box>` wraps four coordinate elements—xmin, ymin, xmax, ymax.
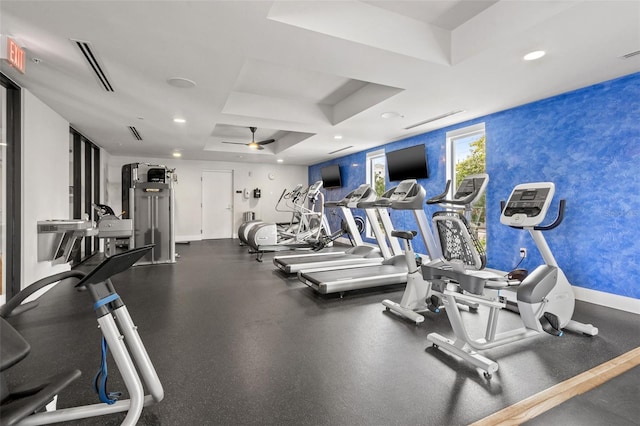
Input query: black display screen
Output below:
<box><xmin>320</xmin><ymin>165</ymin><xmax>342</xmax><ymax>188</ymax></box>
<box><xmin>386</xmin><ymin>144</ymin><xmax>429</xmax><ymax>182</ymax></box>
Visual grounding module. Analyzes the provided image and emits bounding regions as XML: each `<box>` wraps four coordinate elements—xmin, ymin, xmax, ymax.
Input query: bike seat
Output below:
<box><xmin>391</xmin><ymin>230</ymin><xmax>417</xmax><ymax>240</ymax></box>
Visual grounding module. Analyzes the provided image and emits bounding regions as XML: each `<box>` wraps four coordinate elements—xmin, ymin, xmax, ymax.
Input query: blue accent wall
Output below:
<box><xmin>310</xmin><ymin>72</ymin><xmax>640</xmax><ymax>299</ymax></box>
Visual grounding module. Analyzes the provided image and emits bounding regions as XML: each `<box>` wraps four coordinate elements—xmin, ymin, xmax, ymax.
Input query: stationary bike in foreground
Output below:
<box><xmin>382</xmin><ymin>174</ymin><xmax>489</xmax><ymax>324</ymax></box>
<box><xmin>424</xmin><ymin>182</ymin><xmax>598</xmax><ymax>379</ymax></box>
<box><xmin>0</xmin><ymin>246</ymin><xmax>163</xmax><ymax>425</ymax></box>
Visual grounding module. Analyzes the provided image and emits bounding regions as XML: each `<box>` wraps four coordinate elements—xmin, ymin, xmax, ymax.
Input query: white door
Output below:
<box><xmin>202</xmin><ymin>170</ymin><xmax>233</xmax><ymax>239</ymax></box>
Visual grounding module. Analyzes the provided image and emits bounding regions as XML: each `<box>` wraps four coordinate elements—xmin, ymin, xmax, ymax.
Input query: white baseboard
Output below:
<box><xmin>176</xmin><ymin>235</ymin><xmax>202</xmax><ymax>243</ymax></box>
<box><xmin>572</xmin><ymin>286</ymin><xmax>640</xmax><ymax>315</ymax></box>
<box><xmin>177</xmin><ymin>235</ymin><xmax>239</xmax><ymax>241</ymax></box>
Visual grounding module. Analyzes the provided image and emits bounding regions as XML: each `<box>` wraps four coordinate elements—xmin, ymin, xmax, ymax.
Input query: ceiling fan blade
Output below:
<box><xmin>222</xmin><ymin>141</ymin><xmax>248</xmax><ymax>145</ymax></box>
<box><xmin>256</xmin><ymin>139</ymin><xmax>276</xmax><ymax>146</ymax></box>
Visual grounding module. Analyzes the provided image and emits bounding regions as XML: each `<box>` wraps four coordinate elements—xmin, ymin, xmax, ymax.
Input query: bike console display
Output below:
<box><xmin>453</xmin><ymin>174</ymin><xmax>489</xmax><ymax>205</ymax></box>
<box><xmin>501</xmin><ymin>182</ymin><xmax>555</xmax><ymax>227</ymax></box>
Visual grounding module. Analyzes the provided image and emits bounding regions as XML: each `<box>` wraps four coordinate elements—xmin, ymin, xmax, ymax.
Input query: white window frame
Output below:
<box><xmin>445</xmin><ymin>123</ymin><xmax>485</xmax><ymax>198</ymax></box>
<box><xmin>365</xmin><ymin>149</ymin><xmax>386</xmax><ymax>239</ymax></box>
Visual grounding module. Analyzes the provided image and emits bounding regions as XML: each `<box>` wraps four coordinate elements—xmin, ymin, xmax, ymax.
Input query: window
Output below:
<box><xmin>446</xmin><ymin>124</ymin><xmax>486</xmax><ymax>242</ymax></box>
<box><xmin>1</xmin><ymin>73</ymin><xmax>21</xmax><ymax>301</ymax></box>
<box><xmin>365</xmin><ymin>149</ymin><xmax>386</xmax><ymax>238</ymax></box>
<box><xmin>1</xmin><ymin>85</ymin><xmax>5</xmax><ymax>300</ymax></box>
<box><xmin>69</xmin><ymin>128</ymin><xmax>101</xmax><ymax>264</ymax></box>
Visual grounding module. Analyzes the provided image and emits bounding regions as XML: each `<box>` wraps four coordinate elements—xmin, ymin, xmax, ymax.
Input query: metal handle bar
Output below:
<box><xmin>426</xmin><ymin>180</ymin><xmax>452</xmax><ymax>205</ymax></box>
<box><xmin>500</xmin><ymin>199</ymin><xmax>566</xmax><ymax>230</ymax></box>
<box><xmin>0</xmin><ymin>271</ymin><xmax>86</xmax><ymax>318</ymax></box>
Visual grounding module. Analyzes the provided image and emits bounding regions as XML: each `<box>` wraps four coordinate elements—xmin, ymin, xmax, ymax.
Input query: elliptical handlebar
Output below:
<box><xmin>275</xmin><ymin>184</ymin><xmax>306</xmax><ymax>212</ymax></box>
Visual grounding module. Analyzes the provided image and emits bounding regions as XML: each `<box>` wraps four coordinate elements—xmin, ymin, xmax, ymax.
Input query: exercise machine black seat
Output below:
<box><xmin>1</xmin><ymin>317</ymin><xmax>82</xmax><ymax>426</ymax></box>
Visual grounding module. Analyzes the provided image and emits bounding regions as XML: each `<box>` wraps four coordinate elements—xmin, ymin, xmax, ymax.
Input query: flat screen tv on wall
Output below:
<box><xmin>386</xmin><ymin>144</ymin><xmax>429</xmax><ymax>182</ymax></box>
<box><xmin>320</xmin><ymin>165</ymin><xmax>342</xmax><ymax>189</ymax></box>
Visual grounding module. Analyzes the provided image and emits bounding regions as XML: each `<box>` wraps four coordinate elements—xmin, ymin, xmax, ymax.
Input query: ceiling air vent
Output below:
<box><xmin>72</xmin><ymin>39</ymin><xmax>114</xmax><ymax>92</ymax></box>
<box><xmin>620</xmin><ymin>50</ymin><xmax>640</xmax><ymax>60</ymax></box>
<box><xmin>405</xmin><ymin>110</ymin><xmax>465</xmax><ymax>130</ymax></box>
<box><xmin>328</xmin><ymin>146</ymin><xmax>353</xmax><ymax>155</ymax></box>
<box><xmin>128</xmin><ymin>126</ymin><xmax>143</xmax><ymax>141</ymax></box>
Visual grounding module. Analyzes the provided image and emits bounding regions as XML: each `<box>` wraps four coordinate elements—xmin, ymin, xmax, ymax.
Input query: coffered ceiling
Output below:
<box><xmin>1</xmin><ymin>1</ymin><xmax>638</xmax><ymax>165</ymax></box>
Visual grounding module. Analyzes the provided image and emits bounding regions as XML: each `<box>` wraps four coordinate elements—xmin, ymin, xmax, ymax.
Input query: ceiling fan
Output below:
<box><xmin>222</xmin><ymin>127</ymin><xmax>276</xmax><ymax>150</ymax></box>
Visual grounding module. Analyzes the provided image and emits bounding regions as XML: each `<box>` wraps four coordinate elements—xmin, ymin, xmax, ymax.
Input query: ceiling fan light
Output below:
<box><xmin>248</xmin><ymin>142</ymin><xmax>259</xmax><ymax>149</ymax></box>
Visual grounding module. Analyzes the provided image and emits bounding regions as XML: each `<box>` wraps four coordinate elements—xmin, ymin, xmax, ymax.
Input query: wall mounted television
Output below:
<box><xmin>386</xmin><ymin>144</ymin><xmax>429</xmax><ymax>182</ymax></box>
<box><xmin>320</xmin><ymin>164</ymin><xmax>342</xmax><ymax>189</ymax></box>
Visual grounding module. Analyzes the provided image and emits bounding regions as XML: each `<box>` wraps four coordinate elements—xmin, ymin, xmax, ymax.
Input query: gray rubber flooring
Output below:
<box><xmin>4</xmin><ymin>239</ymin><xmax>640</xmax><ymax>425</ymax></box>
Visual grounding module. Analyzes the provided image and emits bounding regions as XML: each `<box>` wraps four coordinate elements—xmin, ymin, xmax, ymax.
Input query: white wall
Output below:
<box><xmin>107</xmin><ymin>156</ymin><xmax>308</xmax><ymax>241</ymax></box>
<box><xmin>21</xmin><ymin>90</ymin><xmax>71</xmax><ymax>288</ymax></box>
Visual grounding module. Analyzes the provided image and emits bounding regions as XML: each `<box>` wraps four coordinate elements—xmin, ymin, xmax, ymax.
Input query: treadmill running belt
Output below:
<box><xmin>299</xmin><ymin>263</ymin><xmax>408</xmax><ymax>294</ymax></box>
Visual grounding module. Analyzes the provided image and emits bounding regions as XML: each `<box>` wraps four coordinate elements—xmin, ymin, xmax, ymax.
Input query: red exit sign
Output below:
<box><xmin>6</xmin><ymin>37</ymin><xmax>26</xmax><ymax>74</ymax></box>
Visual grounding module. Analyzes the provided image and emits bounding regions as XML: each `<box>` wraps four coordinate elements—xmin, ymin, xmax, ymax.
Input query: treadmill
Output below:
<box><xmin>273</xmin><ymin>184</ymin><xmax>398</xmax><ymax>274</ymax></box>
<box><xmin>297</xmin><ymin>179</ymin><xmax>442</xmax><ymax>295</ymax></box>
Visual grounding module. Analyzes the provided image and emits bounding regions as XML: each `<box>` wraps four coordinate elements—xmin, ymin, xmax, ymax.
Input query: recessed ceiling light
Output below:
<box><xmin>524</xmin><ymin>50</ymin><xmax>546</xmax><ymax>61</ymax></box>
<box><xmin>381</xmin><ymin>111</ymin><xmax>403</xmax><ymax>119</ymax></box>
<box><xmin>277</xmin><ymin>159</ymin><xmax>284</xmax><ymax>163</ymax></box>
<box><xmin>173</xmin><ymin>118</ymin><xmax>186</xmax><ymax>124</ymax></box>
<box><xmin>172</xmin><ymin>152</ymin><xmax>182</xmax><ymax>158</ymax></box>
<box><xmin>334</xmin><ymin>135</ymin><xmax>343</xmax><ymax>140</ymax></box>
<box><xmin>167</xmin><ymin>77</ymin><xmax>196</xmax><ymax>88</ymax></box>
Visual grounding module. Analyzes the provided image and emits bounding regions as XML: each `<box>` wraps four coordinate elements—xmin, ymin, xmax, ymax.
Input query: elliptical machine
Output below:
<box><xmin>247</xmin><ymin>181</ymin><xmax>331</xmax><ymax>260</ymax></box>
<box><xmin>424</xmin><ymin>182</ymin><xmax>598</xmax><ymax>379</ymax></box>
<box><xmin>237</xmin><ymin>184</ymin><xmax>304</xmax><ymax>246</ymax></box>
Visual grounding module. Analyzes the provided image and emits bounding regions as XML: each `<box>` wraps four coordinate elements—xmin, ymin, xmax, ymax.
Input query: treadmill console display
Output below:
<box><xmin>500</xmin><ymin>182</ymin><xmax>555</xmax><ymax>227</ymax></box>
<box><xmin>389</xmin><ymin>180</ymin><xmax>416</xmax><ymax>201</ymax></box>
<box><xmin>350</xmin><ymin>185</ymin><xmax>369</xmax><ymax>198</ymax></box>
<box><xmin>346</xmin><ymin>185</ymin><xmax>374</xmax><ymax>208</ymax></box>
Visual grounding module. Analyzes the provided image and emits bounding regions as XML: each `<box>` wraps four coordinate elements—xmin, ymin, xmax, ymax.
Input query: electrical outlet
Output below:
<box><xmin>519</xmin><ymin>248</ymin><xmax>527</xmax><ymax>258</ymax></box>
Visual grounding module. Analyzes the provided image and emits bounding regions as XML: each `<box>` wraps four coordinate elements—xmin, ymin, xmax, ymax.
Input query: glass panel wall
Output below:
<box><xmin>1</xmin><ymin>85</ymin><xmax>6</xmax><ymax>299</ymax></box>
<box><xmin>69</xmin><ymin>128</ymin><xmax>100</xmax><ymax>264</ymax></box>
<box><xmin>0</xmin><ymin>73</ymin><xmax>21</xmax><ymax>300</ymax></box>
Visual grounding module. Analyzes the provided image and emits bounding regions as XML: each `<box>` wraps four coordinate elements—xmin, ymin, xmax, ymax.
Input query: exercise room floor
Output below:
<box><xmin>5</xmin><ymin>239</ymin><xmax>640</xmax><ymax>425</ymax></box>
